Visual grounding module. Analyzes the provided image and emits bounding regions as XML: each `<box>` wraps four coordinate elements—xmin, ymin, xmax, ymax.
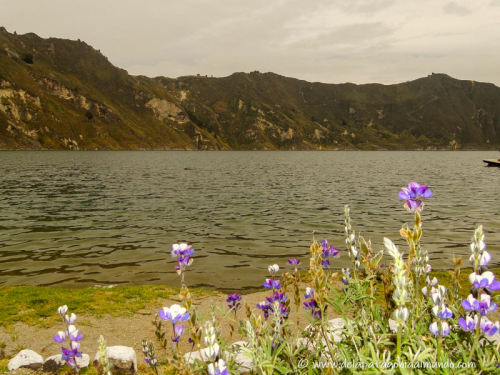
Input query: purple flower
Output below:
<box><xmin>463</xmin><ymin>294</ymin><xmax>498</xmax><ymax>316</ymax></box>
<box><xmin>226</xmin><ymin>293</ymin><xmax>242</xmax><ymax>310</ymax></box>
<box><xmin>287</xmin><ymin>258</ymin><xmax>300</xmax><ymax>266</ymax></box>
<box><xmin>53</xmin><ymin>331</ymin><xmax>66</xmax><ymax>343</ymax></box>
<box><xmin>304</xmin><ymin>287</ymin><xmax>314</xmax><ymax>299</ymax></box>
<box><xmin>398</xmin><ymin>182</ymin><xmax>432</xmax><ymax>212</ymax></box>
<box><xmin>458</xmin><ymin>316</ymin><xmax>478</xmax><ymax>332</ymax></box>
<box><xmin>429</xmin><ymin>321</ymin><xmax>450</xmax><ymax>336</ymax></box>
<box><xmin>171</xmin><ymin>243</ymin><xmax>194</xmax><ymax>257</ymax></box>
<box><xmin>159</xmin><ymin>304</ymin><xmax>190</xmax><ymax>324</ymax></box>
<box><xmin>469</xmin><ymin>271</ymin><xmax>500</xmax><ymax>291</ymax></box>
<box><xmin>266</xmin><ymin>291</ymin><xmax>288</xmax><ymax>304</ymax></box>
<box><xmin>341</xmin><ymin>268</ymin><xmax>351</xmax><ymax>286</ymax></box>
<box><xmin>171</xmin><ymin>323</ymin><xmax>185</xmax><ymax>342</ymax></box>
<box><xmin>67</xmin><ymin>325</ymin><xmax>83</xmax><ymax>342</ymax></box>
<box><xmin>322</xmin><ymin>239</ymin><xmax>340</xmax><ymax>258</ymax></box>
<box><xmin>303</xmin><ymin>299</ymin><xmax>318</xmax><ymax>310</ymax></box>
<box><xmin>476</xmin><ymin>294</ymin><xmax>498</xmax><ymax>316</ymax></box>
<box><xmin>462</xmin><ymin>294</ymin><xmax>480</xmax><ymax>312</ymax></box>
<box><xmin>321</xmin><ymin>260</ymin><xmax>330</xmax><ymax>269</ymax></box>
<box><xmin>432</xmin><ymin>305</ymin><xmax>453</xmax><ymax>319</ymax></box>
<box><xmin>61</xmin><ymin>346</ymin><xmax>81</xmax><ymax>361</ymax></box>
<box><xmin>480</xmin><ymin>318</ymin><xmax>500</xmax><ymax>336</ymax></box>
<box><xmin>263</xmin><ymin>279</ymin><xmax>281</xmax><ymax>290</ymax></box>
<box><xmin>310</xmin><ymin>308</ymin><xmax>322</xmax><ymax>319</ymax></box>
<box><xmin>174</xmin><ymin>255</ymin><xmax>193</xmax><ymax>272</ymax></box>
<box><xmin>277</xmin><ymin>303</ymin><xmax>290</xmax><ymax>317</ymax></box>
<box><xmin>257</xmin><ymin>301</ymin><xmax>271</xmax><ymax>318</ymax></box>
<box><xmin>208</xmin><ymin>359</ymin><xmax>229</xmax><ymax>375</ymax></box>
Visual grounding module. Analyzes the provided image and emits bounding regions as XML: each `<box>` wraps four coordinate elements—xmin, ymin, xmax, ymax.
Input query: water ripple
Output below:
<box><xmin>0</xmin><ymin>151</ymin><xmax>499</xmax><ymax>289</ymax></box>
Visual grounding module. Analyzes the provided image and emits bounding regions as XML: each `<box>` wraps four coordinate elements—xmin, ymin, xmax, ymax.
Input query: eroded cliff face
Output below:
<box><xmin>1</xmin><ymin>27</ymin><xmax>499</xmax><ymax>150</ymax></box>
<box><xmin>0</xmin><ymin>27</ymin><xmax>223</xmax><ymax>150</ymax></box>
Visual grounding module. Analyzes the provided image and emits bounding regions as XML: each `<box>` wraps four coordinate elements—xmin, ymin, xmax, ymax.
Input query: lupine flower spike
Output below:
<box><xmin>54</xmin><ymin>306</ymin><xmax>83</xmax><ymax>372</ymax></box>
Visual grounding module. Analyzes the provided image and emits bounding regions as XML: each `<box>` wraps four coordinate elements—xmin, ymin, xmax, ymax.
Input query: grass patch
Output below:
<box><xmin>0</xmin><ymin>359</ymin><xmax>8</xmax><ymax>373</ymax></box>
<box><xmin>0</xmin><ymin>285</ymin><xmax>217</xmax><ymax>328</ymax></box>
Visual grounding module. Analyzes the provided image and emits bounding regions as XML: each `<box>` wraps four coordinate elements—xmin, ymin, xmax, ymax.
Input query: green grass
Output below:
<box><xmin>0</xmin><ymin>285</ymin><xmax>218</xmax><ymax>328</ymax></box>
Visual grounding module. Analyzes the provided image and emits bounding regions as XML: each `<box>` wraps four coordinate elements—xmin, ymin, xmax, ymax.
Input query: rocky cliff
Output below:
<box><xmin>1</xmin><ymin>28</ymin><xmax>499</xmax><ymax>150</ymax></box>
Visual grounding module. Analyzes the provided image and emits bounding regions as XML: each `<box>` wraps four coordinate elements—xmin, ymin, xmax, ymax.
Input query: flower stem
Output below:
<box><xmin>436</xmin><ymin>336</ymin><xmax>441</xmax><ymax>363</ymax></box>
<box><xmin>397</xmin><ymin>325</ymin><xmax>402</xmax><ymax>359</ymax></box>
<box><xmin>467</xmin><ymin>315</ymin><xmax>481</xmax><ymax>363</ymax></box>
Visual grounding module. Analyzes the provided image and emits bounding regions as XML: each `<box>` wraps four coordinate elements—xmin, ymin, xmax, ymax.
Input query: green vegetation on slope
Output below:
<box><xmin>1</xmin><ymin>27</ymin><xmax>500</xmax><ymax>150</ymax></box>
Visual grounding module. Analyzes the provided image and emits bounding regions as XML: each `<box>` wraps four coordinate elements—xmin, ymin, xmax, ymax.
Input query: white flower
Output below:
<box><xmin>268</xmin><ymin>264</ymin><xmax>279</xmax><ymax>275</ymax></box>
<box><xmin>204</xmin><ymin>343</ymin><xmax>219</xmax><ymax>360</ymax></box>
<box><xmin>58</xmin><ymin>305</ymin><xmax>68</xmax><ymax>316</ymax></box>
<box><xmin>64</xmin><ymin>313</ymin><xmax>77</xmax><ymax>324</ymax></box>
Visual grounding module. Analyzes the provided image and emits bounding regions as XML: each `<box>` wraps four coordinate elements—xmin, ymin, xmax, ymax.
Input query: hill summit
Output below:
<box><xmin>1</xmin><ymin>28</ymin><xmax>499</xmax><ymax>150</ymax></box>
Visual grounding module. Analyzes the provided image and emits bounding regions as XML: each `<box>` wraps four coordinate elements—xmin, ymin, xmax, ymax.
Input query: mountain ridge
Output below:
<box><xmin>1</xmin><ymin>27</ymin><xmax>499</xmax><ymax>150</ymax></box>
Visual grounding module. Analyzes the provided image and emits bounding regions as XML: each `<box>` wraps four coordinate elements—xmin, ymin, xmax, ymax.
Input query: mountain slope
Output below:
<box><xmin>1</xmin><ymin>28</ymin><xmax>499</xmax><ymax>150</ymax></box>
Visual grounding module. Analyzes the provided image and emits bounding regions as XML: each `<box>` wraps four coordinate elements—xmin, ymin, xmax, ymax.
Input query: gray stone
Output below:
<box><xmin>297</xmin><ymin>318</ymin><xmax>346</xmax><ymax>351</ymax></box>
<box><xmin>230</xmin><ymin>341</ymin><xmax>255</xmax><ymax>374</ymax></box>
<box><xmin>43</xmin><ymin>353</ymin><xmax>90</xmax><ymax>373</ymax></box>
<box><xmin>388</xmin><ymin>319</ymin><xmax>398</xmax><ymax>333</ymax></box>
<box><xmin>93</xmin><ymin>346</ymin><xmax>137</xmax><ymax>374</ymax></box>
<box><xmin>8</xmin><ymin>349</ymin><xmax>43</xmax><ymax>371</ymax></box>
<box><xmin>183</xmin><ymin>349</ymin><xmax>209</xmax><ymax>365</ymax></box>
<box><xmin>183</xmin><ymin>341</ymin><xmax>255</xmax><ymax>374</ymax></box>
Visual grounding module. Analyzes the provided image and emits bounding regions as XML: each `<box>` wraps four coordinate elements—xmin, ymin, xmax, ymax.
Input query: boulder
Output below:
<box><xmin>8</xmin><ymin>349</ymin><xmax>43</xmax><ymax>371</ymax></box>
<box><xmin>298</xmin><ymin>318</ymin><xmax>346</xmax><ymax>350</ymax></box>
<box><xmin>43</xmin><ymin>353</ymin><xmax>90</xmax><ymax>373</ymax></box>
<box><xmin>230</xmin><ymin>341</ymin><xmax>254</xmax><ymax>374</ymax></box>
<box><xmin>93</xmin><ymin>346</ymin><xmax>137</xmax><ymax>374</ymax></box>
<box><xmin>183</xmin><ymin>341</ymin><xmax>255</xmax><ymax>374</ymax></box>
<box><xmin>388</xmin><ymin>319</ymin><xmax>398</xmax><ymax>333</ymax></box>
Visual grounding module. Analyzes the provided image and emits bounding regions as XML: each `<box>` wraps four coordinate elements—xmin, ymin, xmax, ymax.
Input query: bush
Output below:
<box><xmin>85</xmin><ymin>110</ymin><xmax>93</xmax><ymax>121</ymax></box>
<box><xmin>21</xmin><ymin>54</ymin><xmax>33</xmax><ymax>64</ymax></box>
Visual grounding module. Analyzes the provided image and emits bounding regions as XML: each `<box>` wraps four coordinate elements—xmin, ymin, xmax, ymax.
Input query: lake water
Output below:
<box><xmin>0</xmin><ymin>151</ymin><xmax>499</xmax><ymax>290</ymax></box>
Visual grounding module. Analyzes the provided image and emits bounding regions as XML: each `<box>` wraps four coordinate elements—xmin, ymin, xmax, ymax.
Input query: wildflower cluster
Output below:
<box><xmin>48</xmin><ymin>180</ymin><xmax>500</xmax><ymax>374</ymax></box>
<box><xmin>344</xmin><ymin>206</ymin><xmax>360</xmax><ymax>273</ymax></box>
<box><xmin>320</xmin><ymin>239</ymin><xmax>339</xmax><ymax>269</ymax></box>
<box><xmin>257</xmin><ymin>264</ymin><xmax>290</xmax><ymax>320</ymax></box>
<box><xmin>141</xmin><ymin>340</ymin><xmax>158</xmax><ymax>375</ymax></box>
<box><xmin>158</xmin><ymin>304</ymin><xmax>190</xmax><ymax>346</ymax></box>
<box><xmin>458</xmin><ymin>225</ymin><xmax>500</xmax><ymax>364</ymax></box>
<box><xmin>53</xmin><ymin>305</ymin><xmax>83</xmax><ymax>372</ymax></box>
<box><xmin>203</xmin><ymin>320</ymin><xmax>220</xmax><ymax>363</ymax></box>
<box><xmin>171</xmin><ymin>243</ymin><xmax>194</xmax><ymax>283</ymax></box>
<box><xmin>429</xmin><ymin>284</ymin><xmax>453</xmax><ymax>336</ymax></box>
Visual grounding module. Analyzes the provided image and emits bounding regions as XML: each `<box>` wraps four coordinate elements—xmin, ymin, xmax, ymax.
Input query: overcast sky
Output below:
<box><xmin>1</xmin><ymin>0</ymin><xmax>500</xmax><ymax>85</ymax></box>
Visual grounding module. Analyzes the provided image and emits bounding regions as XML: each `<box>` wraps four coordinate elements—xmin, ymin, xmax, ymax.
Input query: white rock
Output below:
<box><xmin>8</xmin><ymin>349</ymin><xmax>43</xmax><ymax>371</ymax></box>
<box><xmin>183</xmin><ymin>349</ymin><xmax>208</xmax><ymax>365</ymax></box>
<box><xmin>183</xmin><ymin>341</ymin><xmax>255</xmax><ymax>374</ymax></box>
<box><xmin>297</xmin><ymin>318</ymin><xmax>346</xmax><ymax>351</ymax></box>
<box><xmin>93</xmin><ymin>346</ymin><xmax>137</xmax><ymax>373</ymax></box>
<box><xmin>388</xmin><ymin>319</ymin><xmax>398</xmax><ymax>333</ymax></box>
<box><xmin>230</xmin><ymin>341</ymin><xmax>254</xmax><ymax>374</ymax></box>
<box><xmin>43</xmin><ymin>353</ymin><xmax>90</xmax><ymax>372</ymax></box>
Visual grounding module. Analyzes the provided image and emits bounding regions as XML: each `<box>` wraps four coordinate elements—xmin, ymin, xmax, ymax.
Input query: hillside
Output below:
<box><xmin>1</xmin><ymin>27</ymin><xmax>499</xmax><ymax>150</ymax></box>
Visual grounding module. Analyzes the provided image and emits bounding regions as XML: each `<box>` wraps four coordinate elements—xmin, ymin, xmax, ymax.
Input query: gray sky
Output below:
<box><xmin>1</xmin><ymin>0</ymin><xmax>500</xmax><ymax>85</ymax></box>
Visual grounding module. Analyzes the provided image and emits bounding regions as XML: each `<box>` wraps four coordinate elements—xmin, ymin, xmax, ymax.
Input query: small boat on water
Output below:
<box><xmin>484</xmin><ymin>159</ymin><xmax>500</xmax><ymax>166</ymax></box>
<box><xmin>484</xmin><ymin>151</ymin><xmax>500</xmax><ymax>166</ymax></box>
